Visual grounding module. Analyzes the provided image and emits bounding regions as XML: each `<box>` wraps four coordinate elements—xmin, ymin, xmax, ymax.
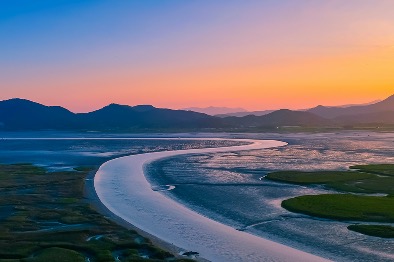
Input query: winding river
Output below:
<box><xmin>94</xmin><ymin>138</ymin><xmax>330</xmax><ymax>262</ymax></box>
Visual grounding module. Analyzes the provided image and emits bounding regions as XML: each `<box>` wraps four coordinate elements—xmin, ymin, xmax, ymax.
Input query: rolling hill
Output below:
<box><xmin>216</xmin><ymin>110</ymin><xmax>275</xmax><ymax>117</ymax></box>
<box><xmin>0</xmin><ymin>98</ymin><xmax>76</xmax><ymax>130</ymax></box>
<box><xmin>222</xmin><ymin>109</ymin><xmax>331</xmax><ymax>128</ymax></box>
<box><xmin>308</xmin><ymin>95</ymin><xmax>394</xmax><ymax>119</ymax></box>
<box><xmin>1</xmin><ymin>95</ymin><xmax>393</xmax><ymax>131</ymax></box>
<box><xmin>182</xmin><ymin>106</ymin><xmax>247</xmax><ymax>115</ymax></box>
<box><xmin>0</xmin><ymin>99</ymin><xmax>224</xmax><ymax>131</ymax></box>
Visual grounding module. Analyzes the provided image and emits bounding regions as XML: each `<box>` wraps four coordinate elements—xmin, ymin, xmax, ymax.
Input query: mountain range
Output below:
<box><xmin>307</xmin><ymin>95</ymin><xmax>394</xmax><ymax>121</ymax></box>
<box><xmin>216</xmin><ymin>110</ymin><xmax>275</xmax><ymax>117</ymax></box>
<box><xmin>0</xmin><ymin>99</ymin><xmax>223</xmax><ymax>131</ymax></box>
<box><xmin>182</xmin><ymin>106</ymin><xmax>247</xmax><ymax>115</ymax></box>
<box><xmin>0</xmin><ymin>95</ymin><xmax>393</xmax><ymax>131</ymax></box>
<box><xmin>215</xmin><ymin>100</ymin><xmax>382</xmax><ymax>117</ymax></box>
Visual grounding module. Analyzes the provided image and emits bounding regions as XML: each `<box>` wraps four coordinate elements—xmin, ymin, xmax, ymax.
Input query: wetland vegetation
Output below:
<box><xmin>266</xmin><ymin>164</ymin><xmax>394</xmax><ymax>238</ymax></box>
<box><xmin>282</xmin><ymin>194</ymin><xmax>394</xmax><ymax>222</ymax></box>
<box><xmin>0</xmin><ymin>163</ymin><xmax>192</xmax><ymax>262</ymax></box>
<box><xmin>347</xmin><ymin>225</ymin><xmax>394</xmax><ymax>238</ymax></box>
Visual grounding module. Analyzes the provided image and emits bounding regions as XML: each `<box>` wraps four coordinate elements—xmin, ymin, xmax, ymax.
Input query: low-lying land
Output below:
<box><xmin>282</xmin><ymin>194</ymin><xmax>394</xmax><ymax>222</ymax></box>
<box><xmin>0</xmin><ymin>164</ymin><xmax>192</xmax><ymax>262</ymax></box>
<box><xmin>265</xmin><ymin>171</ymin><xmax>374</xmax><ymax>185</ymax></box>
<box><xmin>266</xmin><ymin>164</ymin><xmax>394</xmax><ymax>238</ymax></box>
<box><xmin>347</xmin><ymin>225</ymin><xmax>394</xmax><ymax>238</ymax></box>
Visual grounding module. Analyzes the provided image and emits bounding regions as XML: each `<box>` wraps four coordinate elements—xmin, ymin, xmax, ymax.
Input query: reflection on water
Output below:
<box><xmin>0</xmin><ymin>136</ymin><xmax>243</xmax><ymax>171</ymax></box>
<box><xmin>146</xmin><ymin>132</ymin><xmax>394</xmax><ymax>262</ymax></box>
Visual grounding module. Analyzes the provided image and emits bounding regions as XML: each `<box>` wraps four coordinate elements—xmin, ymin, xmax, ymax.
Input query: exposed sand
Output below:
<box><xmin>94</xmin><ymin>138</ymin><xmax>331</xmax><ymax>262</ymax></box>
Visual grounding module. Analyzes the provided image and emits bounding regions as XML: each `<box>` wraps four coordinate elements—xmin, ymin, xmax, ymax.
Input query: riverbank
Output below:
<box><xmin>85</xmin><ymin>166</ymin><xmax>200</xmax><ymax>261</ymax></box>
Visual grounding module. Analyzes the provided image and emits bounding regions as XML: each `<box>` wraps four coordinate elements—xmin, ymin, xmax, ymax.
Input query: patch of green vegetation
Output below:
<box><xmin>0</xmin><ymin>164</ymin><xmax>187</xmax><ymax>261</ymax></box>
<box><xmin>332</xmin><ymin>177</ymin><xmax>394</xmax><ymax>195</ymax></box>
<box><xmin>282</xmin><ymin>194</ymin><xmax>394</xmax><ymax>222</ymax></box>
<box><xmin>267</xmin><ymin>164</ymin><xmax>394</xmax><ymax>195</ymax></box>
<box><xmin>73</xmin><ymin>166</ymin><xmax>94</xmax><ymax>172</ymax></box>
<box><xmin>266</xmin><ymin>171</ymin><xmax>374</xmax><ymax>184</ymax></box>
<box><xmin>350</xmin><ymin>164</ymin><xmax>394</xmax><ymax>177</ymax></box>
<box><xmin>59</xmin><ymin>198</ymin><xmax>79</xmax><ymax>204</ymax></box>
<box><xmin>356</xmin><ymin>176</ymin><xmax>394</xmax><ymax>191</ymax></box>
<box><xmin>348</xmin><ymin>225</ymin><xmax>394</xmax><ymax>238</ymax></box>
<box><xmin>272</xmin><ymin>164</ymin><xmax>394</xmax><ymax>238</ymax></box>
<box><xmin>24</xmin><ymin>247</ymin><xmax>84</xmax><ymax>262</ymax></box>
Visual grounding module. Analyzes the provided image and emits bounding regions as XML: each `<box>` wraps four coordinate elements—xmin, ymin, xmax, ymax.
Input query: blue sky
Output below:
<box><xmin>1</xmin><ymin>1</ymin><xmax>393</xmax><ymax>111</ymax></box>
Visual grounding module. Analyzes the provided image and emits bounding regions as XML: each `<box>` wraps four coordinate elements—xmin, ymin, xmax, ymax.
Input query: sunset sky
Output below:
<box><xmin>1</xmin><ymin>0</ymin><xmax>394</xmax><ymax>112</ymax></box>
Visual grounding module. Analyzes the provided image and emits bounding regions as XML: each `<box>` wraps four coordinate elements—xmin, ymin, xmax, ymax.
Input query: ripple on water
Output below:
<box><xmin>146</xmin><ymin>133</ymin><xmax>394</xmax><ymax>261</ymax></box>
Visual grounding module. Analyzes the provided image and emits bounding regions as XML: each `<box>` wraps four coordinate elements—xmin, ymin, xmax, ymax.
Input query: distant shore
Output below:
<box><xmin>93</xmin><ymin>138</ymin><xmax>331</xmax><ymax>261</ymax></box>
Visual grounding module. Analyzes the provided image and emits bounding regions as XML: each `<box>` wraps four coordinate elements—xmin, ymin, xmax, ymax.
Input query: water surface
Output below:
<box><xmin>146</xmin><ymin>132</ymin><xmax>394</xmax><ymax>261</ymax></box>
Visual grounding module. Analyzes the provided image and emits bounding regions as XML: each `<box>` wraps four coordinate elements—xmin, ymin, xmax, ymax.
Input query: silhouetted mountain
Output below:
<box><xmin>216</xmin><ymin>110</ymin><xmax>275</xmax><ymax>117</ymax></box>
<box><xmin>223</xmin><ymin>109</ymin><xmax>330</xmax><ymax>127</ymax></box>
<box><xmin>335</xmin><ymin>111</ymin><xmax>394</xmax><ymax>125</ymax></box>
<box><xmin>2</xmin><ymin>97</ymin><xmax>393</xmax><ymax>131</ymax></box>
<box><xmin>0</xmin><ymin>98</ymin><xmax>75</xmax><ymax>130</ymax></box>
<box><xmin>183</xmin><ymin>106</ymin><xmax>247</xmax><ymax>115</ymax></box>
<box><xmin>0</xmin><ymin>99</ymin><xmax>224</xmax><ymax>131</ymax></box>
<box><xmin>308</xmin><ymin>95</ymin><xmax>394</xmax><ymax>119</ymax></box>
<box><xmin>77</xmin><ymin>103</ymin><xmax>224</xmax><ymax>130</ymax></box>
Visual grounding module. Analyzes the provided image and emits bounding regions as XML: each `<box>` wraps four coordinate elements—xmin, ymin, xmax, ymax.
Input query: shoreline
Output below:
<box><xmin>93</xmin><ymin>138</ymin><xmax>330</xmax><ymax>261</ymax></box>
<box><xmin>85</xmin><ymin>167</ymin><xmax>197</xmax><ymax>260</ymax></box>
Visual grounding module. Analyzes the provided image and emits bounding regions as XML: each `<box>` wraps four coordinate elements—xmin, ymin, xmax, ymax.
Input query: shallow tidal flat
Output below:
<box><xmin>0</xmin><ymin>136</ymin><xmax>245</xmax><ymax>262</ymax></box>
<box><xmin>146</xmin><ymin>132</ymin><xmax>394</xmax><ymax>261</ymax></box>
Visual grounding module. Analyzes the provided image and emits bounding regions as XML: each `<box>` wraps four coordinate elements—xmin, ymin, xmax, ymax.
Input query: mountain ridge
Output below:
<box><xmin>0</xmin><ymin>98</ymin><xmax>223</xmax><ymax>131</ymax></box>
<box><xmin>307</xmin><ymin>95</ymin><xmax>394</xmax><ymax>119</ymax></box>
<box><xmin>222</xmin><ymin>109</ymin><xmax>331</xmax><ymax>128</ymax></box>
<box><xmin>1</xmin><ymin>95</ymin><xmax>393</xmax><ymax>131</ymax></box>
<box><xmin>182</xmin><ymin>106</ymin><xmax>247</xmax><ymax>115</ymax></box>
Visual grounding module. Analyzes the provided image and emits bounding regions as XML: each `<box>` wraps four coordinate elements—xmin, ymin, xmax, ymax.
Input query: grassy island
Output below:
<box><xmin>282</xmin><ymin>194</ymin><xmax>394</xmax><ymax>222</ymax></box>
<box><xmin>347</xmin><ymin>225</ymin><xmax>394</xmax><ymax>238</ymax></box>
<box><xmin>350</xmin><ymin>164</ymin><xmax>394</xmax><ymax>177</ymax></box>
<box><xmin>267</xmin><ymin>164</ymin><xmax>394</xmax><ymax>238</ymax></box>
<box><xmin>265</xmin><ymin>171</ymin><xmax>374</xmax><ymax>185</ymax></box>
<box><xmin>0</xmin><ymin>164</ymin><xmax>192</xmax><ymax>262</ymax></box>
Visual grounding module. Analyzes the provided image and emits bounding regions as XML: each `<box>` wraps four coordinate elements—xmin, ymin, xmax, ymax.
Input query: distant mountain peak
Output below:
<box><xmin>0</xmin><ymin>98</ymin><xmax>72</xmax><ymax>112</ymax></box>
<box><xmin>276</xmin><ymin>109</ymin><xmax>291</xmax><ymax>112</ymax></box>
<box><xmin>93</xmin><ymin>103</ymin><xmax>127</xmax><ymax>112</ymax></box>
<box><xmin>307</xmin><ymin>94</ymin><xmax>394</xmax><ymax>119</ymax></box>
<box><xmin>382</xmin><ymin>94</ymin><xmax>394</xmax><ymax>102</ymax></box>
<box><xmin>1</xmin><ymin>95</ymin><xmax>393</xmax><ymax>131</ymax></box>
<box><xmin>132</xmin><ymin>105</ymin><xmax>156</xmax><ymax>112</ymax></box>
<box><xmin>3</xmin><ymin>98</ymin><xmax>40</xmax><ymax>105</ymax></box>
<box><xmin>182</xmin><ymin>106</ymin><xmax>247</xmax><ymax>115</ymax></box>
<box><xmin>104</xmin><ymin>103</ymin><xmax>126</xmax><ymax>108</ymax></box>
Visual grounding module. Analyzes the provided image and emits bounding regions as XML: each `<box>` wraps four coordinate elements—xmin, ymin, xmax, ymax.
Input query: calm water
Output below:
<box><xmin>146</xmin><ymin>132</ymin><xmax>394</xmax><ymax>262</ymax></box>
<box><xmin>0</xmin><ymin>133</ymin><xmax>243</xmax><ymax>170</ymax></box>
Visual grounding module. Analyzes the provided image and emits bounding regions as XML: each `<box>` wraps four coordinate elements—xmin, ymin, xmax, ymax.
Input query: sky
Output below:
<box><xmin>1</xmin><ymin>0</ymin><xmax>393</xmax><ymax>112</ymax></box>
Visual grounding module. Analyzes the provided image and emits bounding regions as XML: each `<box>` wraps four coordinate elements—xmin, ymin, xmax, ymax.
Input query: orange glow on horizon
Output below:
<box><xmin>17</xmin><ymin>45</ymin><xmax>392</xmax><ymax>113</ymax></box>
<box><xmin>2</xmin><ymin>1</ymin><xmax>394</xmax><ymax>112</ymax></box>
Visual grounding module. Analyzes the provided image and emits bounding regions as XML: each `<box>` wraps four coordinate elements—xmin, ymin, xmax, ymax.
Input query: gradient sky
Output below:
<box><xmin>1</xmin><ymin>0</ymin><xmax>393</xmax><ymax>112</ymax></box>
